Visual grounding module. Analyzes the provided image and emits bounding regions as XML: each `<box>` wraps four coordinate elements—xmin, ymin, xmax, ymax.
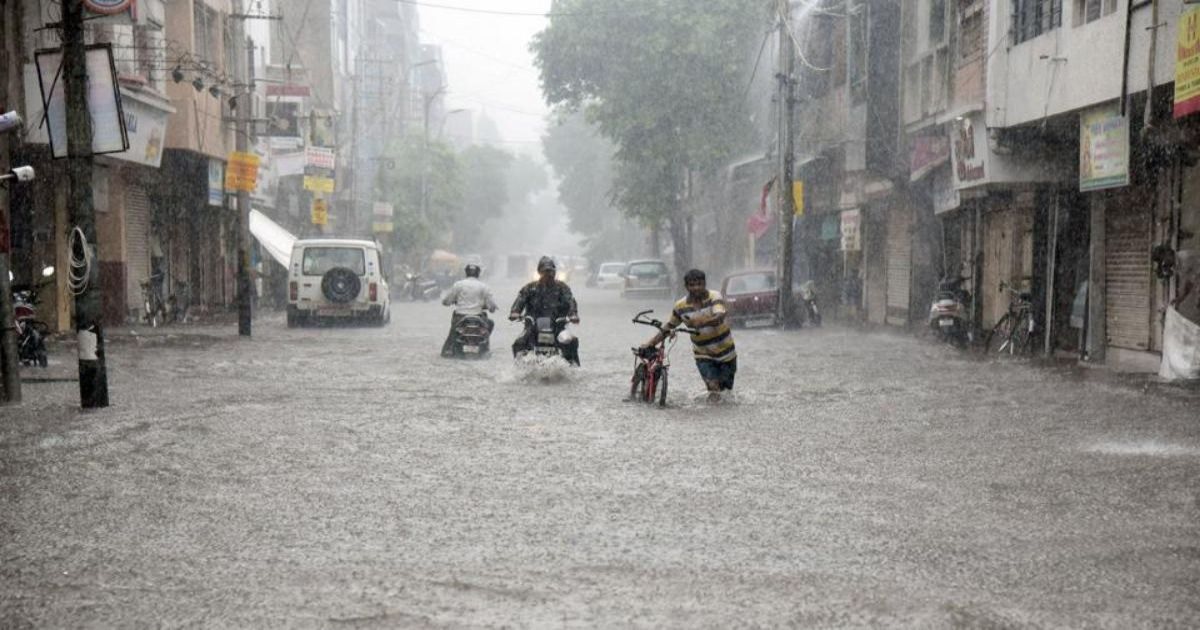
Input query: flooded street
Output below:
<box><xmin>2</xmin><ymin>282</ymin><xmax>1199</xmax><ymax>627</ymax></box>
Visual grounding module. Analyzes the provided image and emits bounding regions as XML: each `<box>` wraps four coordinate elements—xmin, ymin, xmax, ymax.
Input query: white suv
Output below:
<box><xmin>287</xmin><ymin>239</ymin><xmax>390</xmax><ymax>327</ymax></box>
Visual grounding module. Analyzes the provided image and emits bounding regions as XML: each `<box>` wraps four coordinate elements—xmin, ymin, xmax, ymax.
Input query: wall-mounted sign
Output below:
<box><xmin>840</xmin><ymin>209</ymin><xmax>861</xmax><ymax>252</ymax></box>
<box><xmin>1079</xmin><ymin>103</ymin><xmax>1129</xmax><ymax>192</ymax></box>
<box><xmin>34</xmin><ymin>44</ymin><xmax>129</xmax><ymax>159</ymax></box>
<box><xmin>792</xmin><ymin>181</ymin><xmax>804</xmax><ymax>217</ymax></box>
<box><xmin>951</xmin><ymin>116</ymin><xmax>986</xmax><ymax>188</ymax></box>
<box><xmin>208</xmin><ymin>159</ymin><xmax>224</xmax><ymax>205</ymax></box>
<box><xmin>1174</xmin><ymin>4</ymin><xmax>1200</xmax><ymax>119</ymax></box>
<box><xmin>111</xmin><ymin>91</ymin><xmax>169</xmax><ymax>168</ymax></box>
<box><xmin>909</xmin><ymin>133</ymin><xmax>951</xmax><ymax>181</ymax></box>
<box><xmin>303</xmin><ymin>175</ymin><xmax>334</xmax><ymax>193</ymax></box>
<box><xmin>311</xmin><ymin>198</ymin><xmax>328</xmax><ymax>226</ymax></box>
<box><xmin>225</xmin><ymin>151</ymin><xmax>260</xmax><ymax>192</ymax></box>
<box><xmin>372</xmin><ymin>221</ymin><xmax>394</xmax><ymax>233</ymax></box>
<box><xmin>84</xmin><ymin>0</ymin><xmax>133</xmax><ymax>14</ymax></box>
<box><xmin>305</xmin><ymin>146</ymin><xmax>335</xmax><ymax>170</ymax></box>
<box><xmin>372</xmin><ymin>201</ymin><xmax>394</xmax><ymax>217</ymax></box>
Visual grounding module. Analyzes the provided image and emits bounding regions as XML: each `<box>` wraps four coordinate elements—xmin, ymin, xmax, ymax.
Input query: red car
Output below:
<box><xmin>720</xmin><ymin>270</ymin><xmax>780</xmax><ymax>328</ymax></box>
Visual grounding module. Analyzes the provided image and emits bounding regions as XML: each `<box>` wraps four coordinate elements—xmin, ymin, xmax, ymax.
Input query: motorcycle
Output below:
<box><xmin>449</xmin><ymin>313</ymin><xmax>492</xmax><ymax>358</ymax></box>
<box><xmin>797</xmin><ymin>280</ymin><xmax>821</xmax><ymax>327</ymax></box>
<box><xmin>515</xmin><ymin>315</ymin><xmax>573</xmax><ymax>360</ymax></box>
<box><xmin>12</xmin><ymin>266</ymin><xmax>55</xmax><ymax>368</ymax></box>
<box><xmin>928</xmin><ymin>274</ymin><xmax>972</xmax><ymax>347</ymax></box>
<box><xmin>401</xmin><ymin>272</ymin><xmax>441</xmax><ymax>302</ymax></box>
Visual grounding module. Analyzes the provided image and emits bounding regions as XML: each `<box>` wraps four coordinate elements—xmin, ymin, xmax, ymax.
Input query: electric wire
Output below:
<box><xmin>67</xmin><ymin>227</ymin><xmax>93</xmax><ymax>296</ymax></box>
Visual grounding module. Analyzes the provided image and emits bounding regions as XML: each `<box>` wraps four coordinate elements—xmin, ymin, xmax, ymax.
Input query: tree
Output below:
<box><xmin>533</xmin><ymin>0</ymin><xmax>768</xmax><ymax>277</ymax></box>
<box><xmin>375</xmin><ymin>133</ymin><xmax>463</xmax><ymax>264</ymax></box>
<box><xmin>453</xmin><ymin>145</ymin><xmax>514</xmax><ymax>252</ymax></box>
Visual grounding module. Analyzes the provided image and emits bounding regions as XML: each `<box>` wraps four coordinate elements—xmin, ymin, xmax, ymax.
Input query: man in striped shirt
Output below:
<box><xmin>642</xmin><ymin>269</ymin><xmax>737</xmax><ymax>403</ymax></box>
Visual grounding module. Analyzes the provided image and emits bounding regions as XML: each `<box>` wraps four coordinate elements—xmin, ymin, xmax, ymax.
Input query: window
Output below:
<box><xmin>929</xmin><ymin>0</ymin><xmax>947</xmax><ymax>46</ymax></box>
<box><xmin>1073</xmin><ymin>0</ymin><xmax>1118</xmax><ymax>26</ymax></box>
<box><xmin>193</xmin><ymin>2</ymin><xmax>216</xmax><ymax>64</ymax></box>
<box><xmin>302</xmin><ymin>248</ymin><xmax>366</xmax><ymax>276</ymax></box>
<box><xmin>1012</xmin><ymin>0</ymin><xmax>1062</xmax><ymax>44</ymax></box>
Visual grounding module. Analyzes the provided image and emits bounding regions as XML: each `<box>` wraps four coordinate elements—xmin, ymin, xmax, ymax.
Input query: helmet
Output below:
<box><xmin>537</xmin><ymin>256</ymin><xmax>556</xmax><ymax>273</ymax></box>
<box><xmin>464</xmin><ymin>264</ymin><xmax>481</xmax><ymax>278</ymax></box>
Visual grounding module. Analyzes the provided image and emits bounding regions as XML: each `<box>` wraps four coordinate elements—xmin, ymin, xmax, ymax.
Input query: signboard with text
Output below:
<box><xmin>311</xmin><ymin>198</ymin><xmax>328</xmax><ymax>226</ymax></box>
<box><xmin>225</xmin><ymin>151</ymin><xmax>260</xmax><ymax>192</ymax></box>
<box><xmin>1080</xmin><ymin>103</ymin><xmax>1129</xmax><ymax>192</ymax></box>
<box><xmin>840</xmin><ymin>209</ymin><xmax>861</xmax><ymax>252</ymax></box>
<box><xmin>1175</xmin><ymin>4</ymin><xmax>1200</xmax><ymax>119</ymax></box>
<box><xmin>303</xmin><ymin>175</ymin><xmax>335</xmax><ymax>193</ymax></box>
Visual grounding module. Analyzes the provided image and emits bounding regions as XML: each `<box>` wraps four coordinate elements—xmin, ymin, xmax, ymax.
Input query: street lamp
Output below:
<box><xmin>437</xmin><ymin>108</ymin><xmax>469</xmax><ymax>142</ymax></box>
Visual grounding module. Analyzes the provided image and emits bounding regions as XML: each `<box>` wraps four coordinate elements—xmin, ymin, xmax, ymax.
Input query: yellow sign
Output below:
<box><xmin>371</xmin><ymin>221</ymin><xmax>394</xmax><ymax>233</ymax></box>
<box><xmin>311</xmin><ymin>198</ymin><xmax>328</xmax><ymax>226</ymax></box>
<box><xmin>792</xmin><ymin>181</ymin><xmax>804</xmax><ymax>217</ymax></box>
<box><xmin>1175</xmin><ymin>4</ymin><xmax>1200</xmax><ymax>119</ymax></box>
<box><xmin>303</xmin><ymin>175</ymin><xmax>335</xmax><ymax>193</ymax></box>
<box><xmin>224</xmin><ymin>151</ymin><xmax>259</xmax><ymax>192</ymax></box>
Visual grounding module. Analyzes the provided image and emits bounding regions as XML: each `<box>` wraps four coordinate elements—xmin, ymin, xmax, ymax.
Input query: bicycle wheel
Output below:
<box><xmin>643</xmin><ymin>365</ymin><xmax>657</xmax><ymax>403</ymax></box>
<box><xmin>1009</xmin><ymin>311</ymin><xmax>1034</xmax><ymax>356</ymax></box>
<box><xmin>984</xmin><ymin>314</ymin><xmax>1014</xmax><ymax>354</ymax></box>
<box><xmin>657</xmin><ymin>366</ymin><xmax>669</xmax><ymax>407</ymax></box>
<box><xmin>630</xmin><ymin>364</ymin><xmax>646</xmax><ymax>401</ymax></box>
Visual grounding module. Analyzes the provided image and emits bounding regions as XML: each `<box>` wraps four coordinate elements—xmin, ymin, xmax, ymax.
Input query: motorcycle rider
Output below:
<box><xmin>441</xmin><ymin>263</ymin><xmax>498</xmax><ymax>357</ymax></box>
<box><xmin>509</xmin><ymin>256</ymin><xmax>581</xmax><ymax>365</ymax></box>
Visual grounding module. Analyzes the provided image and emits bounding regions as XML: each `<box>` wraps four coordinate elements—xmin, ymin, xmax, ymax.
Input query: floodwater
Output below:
<box><xmin>2</xmin><ymin>281</ymin><xmax>1198</xmax><ymax>627</ymax></box>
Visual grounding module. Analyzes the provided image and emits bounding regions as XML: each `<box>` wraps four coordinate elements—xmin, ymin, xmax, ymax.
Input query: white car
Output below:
<box><xmin>287</xmin><ymin>239</ymin><xmax>390</xmax><ymax>327</ymax></box>
<box><xmin>595</xmin><ymin>262</ymin><xmax>627</xmax><ymax>289</ymax></box>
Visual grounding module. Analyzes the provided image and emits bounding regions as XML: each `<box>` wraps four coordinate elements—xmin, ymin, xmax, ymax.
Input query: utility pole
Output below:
<box><xmin>776</xmin><ymin>0</ymin><xmax>796</xmax><ymax>327</ymax></box>
<box><xmin>0</xmin><ymin>0</ymin><xmax>20</xmax><ymax>403</ymax></box>
<box><xmin>64</xmin><ymin>0</ymin><xmax>108</xmax><ymax>408</ymax></box>
<box><xmin>234</xmin><ymin>4</ymin><xmax>252</xmax><ymax>337</ymax></box>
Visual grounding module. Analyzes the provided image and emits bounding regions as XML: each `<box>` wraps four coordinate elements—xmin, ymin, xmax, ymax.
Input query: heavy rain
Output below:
<box><xmin>1</xmin><ymin>0</ymin><xmax>1199</xmax><ymax>626</ymax></box>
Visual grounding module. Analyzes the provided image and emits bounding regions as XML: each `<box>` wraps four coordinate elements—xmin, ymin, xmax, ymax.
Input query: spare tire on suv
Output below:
<box><xmin>321</xmin><ymin>267</ymin><xmax>361</xmax><ymax>303</ymax></box>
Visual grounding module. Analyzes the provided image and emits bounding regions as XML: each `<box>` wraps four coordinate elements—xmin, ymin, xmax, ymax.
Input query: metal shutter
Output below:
<box><xmin>125</xmin><ymin>185</ymin><xmax>152</xmax><ymax>313</ymax></box>
<box><xmin>1105</xmin><ymin>201</ymin><xmax>1151</xmax><ymax>350</ymax></box>
<box><xmin>885</xmin><ymin>203</ymin><xmax>912</xmax><ymax>325</ymax></box>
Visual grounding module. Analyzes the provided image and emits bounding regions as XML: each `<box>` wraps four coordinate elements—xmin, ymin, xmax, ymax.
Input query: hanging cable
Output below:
<box><xmin>67</xmin><ymin>226</ymin><xmax>93</xmax><ymax>296</ymax></box>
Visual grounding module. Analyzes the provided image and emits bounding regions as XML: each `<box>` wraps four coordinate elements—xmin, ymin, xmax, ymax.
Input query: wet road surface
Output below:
<box><xmin>2</xmin><ymin>282</ymin><xmax>1199</xmax><ymax>627</ymax></box>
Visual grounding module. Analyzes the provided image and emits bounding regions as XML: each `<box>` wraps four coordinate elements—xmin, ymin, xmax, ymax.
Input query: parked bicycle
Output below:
<box><xmin>984</xmin><ymin>281</ymin><xmax>1035</xmax><ymax>356</ymax></box>
<box><xmin>628</xmin><ymin>309</ymin><xmax>697</xmax><ymax>407</ymax></box>
<box><xmin>140</xmin><ymin>271</ymin><xmax>168</xmax><ymax>328</ymax></box>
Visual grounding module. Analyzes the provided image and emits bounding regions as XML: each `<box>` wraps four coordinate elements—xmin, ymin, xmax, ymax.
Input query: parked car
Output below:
<box><xmin>594</xmin><ymin>262</ymin><xmax>627</xmax><ymax>289</ymax></box>
<box><xmin>287</xmin><ymin>239</ymin><xmax>390</xmax><ymax>327</ymax></box>
<box><xmin>621</xmin><ymin>259</ymin><xmax>672</xmax><ymax>300</ymax></box>
<box><xmin>720</xmin><ymin>269</ymin><xmax>781</xmax><ymax>328</ymax></box>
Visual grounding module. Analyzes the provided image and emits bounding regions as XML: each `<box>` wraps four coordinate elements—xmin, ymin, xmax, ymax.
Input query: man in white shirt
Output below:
<box><xmin>441</xmin><ymin>264</ymin><xmax>498</xmax><ymax>357</ymax></box>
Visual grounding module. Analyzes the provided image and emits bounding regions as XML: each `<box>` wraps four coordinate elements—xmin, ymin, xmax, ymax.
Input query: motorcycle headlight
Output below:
<box><xmin>557</xmin><ymin>329</ymin><xmax>576</xmax><ymax>345</ymax></box>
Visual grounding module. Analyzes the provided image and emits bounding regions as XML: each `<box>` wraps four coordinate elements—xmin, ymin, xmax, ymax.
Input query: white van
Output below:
<box><xmin>287</xmin><ymin>239</ymin><xmax>390</xmax><ymax>327</ymax></box>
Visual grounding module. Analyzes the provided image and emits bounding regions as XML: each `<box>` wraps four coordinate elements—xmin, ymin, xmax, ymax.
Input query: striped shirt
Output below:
<box><xmin>666</xmin><ymin>290</ymin><xmax>737</xmax><ymax>363</ymax></box>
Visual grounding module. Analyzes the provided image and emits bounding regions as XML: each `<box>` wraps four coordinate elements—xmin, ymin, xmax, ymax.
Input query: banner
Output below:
<box><xmin>305</xmin><ymin>146</ymin><xmax>335</xmax><ymax>170</ymax></box>
<box><xmin>311</xmin><ymin>198</ymin><xmax>328</xmax><ymax>226</ymax></box>
<box><xmin>225</xmin><ymin>151</ymin><xmax>260</xmax><ymax>192</ymax></box>
<box><xmin>1079</xmin><ymin>103</ymin><xmax>1129</xmax><ymax>192</ymax></box>
<box><xmin>207</xmin><ymin>159</ymin><xmax>224</xmax><ymax>205</ymax></box>
<box><xmin>792</xmin><ymin>181</ymin><xmax>804</xmax><ymax>217</ymax></box>
<box><xmin>1175</xmin><ymin>4</ymin><xmax>1200</xmax><ymax>119</ymax></box>
<box><xmin>303</xmin><ymin>175</ymin><xmax>334</xmax><ymax>193</ymax></box>
<box><xmin>840</xmin><ymin>209</ymin><xmax>861</xmax><ymax>251</ymax></box>
<box><xmin>746</xmin><ymin>178</ymin><xmax>774</xmax><ymax>239</ymax></box>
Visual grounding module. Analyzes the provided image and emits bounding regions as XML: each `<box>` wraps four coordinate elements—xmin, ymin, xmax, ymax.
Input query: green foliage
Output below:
<box><xmin>533</xmin><ymin>0</ymin><xmax>769</xmax><ymax>270</ymax></box>
<box><xmin>375</xmin><ymin>134</ymin><xmax>464</xmax><ymax>260</ymax></box>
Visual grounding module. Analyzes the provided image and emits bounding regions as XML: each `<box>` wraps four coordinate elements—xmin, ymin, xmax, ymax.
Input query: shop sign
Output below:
<box><xmin>34</xmin><ymin>45</ymin><xmax>129</xmax><ymax>159</ymax></box>
<box><xmin>951</xmin><ymin>116</ymin><xmax>986</xmax><ymax>188</ymax></box>
<box><xmin>372</xmin><ymin>201</ymin><xmax>394</xmax><ymax>217</ymax></box>
<box><xmin>932</xmin><ymin>168</ymin><xmax>960</xmax><ymax>215</ymax></box>
<box><xmin>1079</xmin><ymin>103</ymin><xmax>1129</xmax><ymax>192</ymax></box>
<box><xmin>266</xmin><ymin>84</ymin><xmax>312</xmax><ymax>98</ymax></box>
<box><xmin>840</xmin><ymin>209</ymin><xmax>861</xmax><ymax>252</ymax></box>
<box><xmin>372</xmin><ymin>221</ymin><xmax>394</xmax><ymax>233</ymax></box>
<box><xmin>909</xmin><ymin>133</ymin><xmax>950</xmax><ymax>181</ymax></box>
<box><xmin>273</xmin><ymin>150</ymin><xmax>305</xmax><ymax>177</ymax></box>
<box><xmin>820</xmin><ymin>213</ymin><xmax>840</xmax><ymax>241</ymax></box>
<box><xmin>303</xmin><ymin>175</ymin><xmax>335</xmax><ymax>193</ymax></box>
<box><xmin>225</xmin><ymin>151</ymin><xmax>260</xmax><ymax>192</ymax></box>
<box><xmin>311</xmin><ymin>198</ymin><xmax>329</xmax><ymax>226</ymax></box>
<box><xmin>792</xmin><ymin>181</ymin><xmax>804</xmax><ymax>217</ymax></box>
<box><xmin>109</xmin><ymin>92</ymin><xmax>169</xmax><ymax>168</ymax></box>
<box><xmin>207</xmin><ymin>159</ymin><xmax>224</xmax><ymax>206</ymax></box>
<box><xmin>305</xmin><ymin>146</ymin><xmax>335</xmax><ymax>170</ymax></box>
<box><xmin>1174</xmin><ymin>4</ymin><xmax>1200</xmax><ymax>119</ymax></box>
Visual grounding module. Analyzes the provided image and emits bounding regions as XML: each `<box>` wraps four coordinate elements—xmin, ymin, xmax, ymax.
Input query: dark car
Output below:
<box><xmin>720</xmin><ymin>270</ymin><xmax>781</xmax><ymax>328</ymax></box>
<box><xmin>621</xmin><ymin>259</ymin><xmax>673</xmax><ymax>300</ymax></box>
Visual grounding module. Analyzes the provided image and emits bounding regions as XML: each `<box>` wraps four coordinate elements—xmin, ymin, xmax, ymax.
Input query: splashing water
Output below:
<box><xmin>504</xmin><ymin>354</ymin><xmax>578</xmax><ymax>384</ymax></box>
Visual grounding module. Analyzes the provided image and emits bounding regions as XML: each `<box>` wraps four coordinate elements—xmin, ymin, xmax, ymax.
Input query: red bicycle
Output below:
<box><xmin>629</xmin><ymin>310</ymin><xmax>696</xmax><ymax>407</ymax></box>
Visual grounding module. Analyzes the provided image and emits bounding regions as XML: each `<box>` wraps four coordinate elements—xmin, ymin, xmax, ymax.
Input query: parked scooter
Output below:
<box><xmin>12</xmin><ymin>265</ymin><xmax>55</xmax><ymax>368</ymax></box>
<box><xmin>928</xmin><ymin>274</ymin><xmax>972</xmax><ymax>347</ymax></box>
<box><xmin>401</xmin><ymin>271</ymin><xmax>441</xmax><ymax>302</ymax></box>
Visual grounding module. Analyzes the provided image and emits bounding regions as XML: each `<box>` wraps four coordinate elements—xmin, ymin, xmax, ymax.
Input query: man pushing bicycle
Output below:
<box><xmin>641</xmin><ymin>269</ymin><xmax>737</xmax><ymax>403</ymax></box>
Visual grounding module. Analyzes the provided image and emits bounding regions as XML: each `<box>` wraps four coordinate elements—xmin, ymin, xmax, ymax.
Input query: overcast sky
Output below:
<box><xmin>416</xmin><ymin>0</ymin><xmax>553</xmax><ymax>153</ymax></box>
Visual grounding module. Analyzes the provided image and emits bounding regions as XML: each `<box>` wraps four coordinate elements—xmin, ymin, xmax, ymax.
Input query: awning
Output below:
<box><xmin>249</xmin><ymin>209</ymin><xmax>296</xmax><ymax>267</ymax></box>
